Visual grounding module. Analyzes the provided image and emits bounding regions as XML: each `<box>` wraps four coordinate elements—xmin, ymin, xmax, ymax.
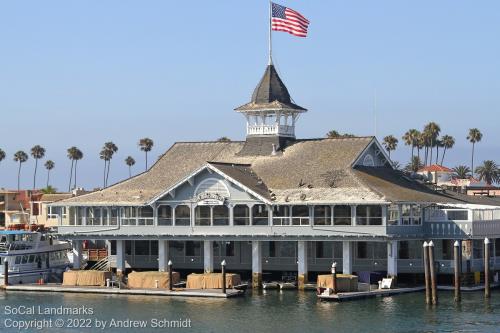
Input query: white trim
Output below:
<box><xmin>146</xmin><ymin>164</ymin><xmax>272</xmax><ymax>206</ymax></box>
<box><xmin>351</xmin><ymin>137</ymin><xmax>394</xmax><ymax>169</ymax></box>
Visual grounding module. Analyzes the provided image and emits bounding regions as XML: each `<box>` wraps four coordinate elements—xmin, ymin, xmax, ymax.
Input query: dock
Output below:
<box><xmin>2</xmin><ymin>284</ymin><xmax>244</xmax><ymax>298</ymax></box>
<box><xmin>319</xmin><ymin>287</ymin><xmax>425</xmax><ymax>301</ymax></box>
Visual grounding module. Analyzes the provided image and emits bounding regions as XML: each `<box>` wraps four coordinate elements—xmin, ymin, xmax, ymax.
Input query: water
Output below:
<box><xmin>0</xmin><ymin>290</ymin><xmax>499</xmax><ymax>333</ymax></box>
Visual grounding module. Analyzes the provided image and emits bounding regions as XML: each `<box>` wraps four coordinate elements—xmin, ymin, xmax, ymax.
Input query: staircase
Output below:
<box><xmin>89</xmin><ymin>256</ymin><xmax>110</xmax><ymax>271</ymax></box>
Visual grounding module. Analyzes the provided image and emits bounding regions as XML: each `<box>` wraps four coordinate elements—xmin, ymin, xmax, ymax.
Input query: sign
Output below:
<box><xmin>196</xmin><ymin>192</ymin><xmax>226</xmax><ymax>206</ymax></box>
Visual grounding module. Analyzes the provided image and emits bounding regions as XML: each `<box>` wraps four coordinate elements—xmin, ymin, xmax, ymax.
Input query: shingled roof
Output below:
<box><xmin>55</xmin><ymin>137</ymin><xmax>488</xmax><ymax>207</ymax></box>
<box><xmin>234</xmin><ymin>65</ymin><xmax>306</xmax><ymax>112</ymax></box>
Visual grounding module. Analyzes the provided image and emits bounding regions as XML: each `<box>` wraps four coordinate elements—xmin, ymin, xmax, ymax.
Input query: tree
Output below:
<box><xmin>467</xmin><ymin>128</ymin><xmax>482</xmax><ymax>177</ymax></box>
<box><xmin>139</xmin><ymin>138</ymin><xmax>154</xmax><ymax>171</ymax></box>
<box><xmin>67</xmin><ymin>146</ymin><xmax>79</xmax><ymax>191</ymax></box>
<box><xmin>475</xmin><ymin>160</ymin><xmax>499</xmax><ymax>185</ymax></box>
<box><xmin>73</xmin><ymin>148</ymin><xmax>83</xmax><ymax>189</ymax></box>
<box><xmin>13</xmin><ymin>151</ymin><xmax>28</xmax><ymax>191</ymax></box>
<box><xmin>326</xmin><ymin>130</ymin><xmax>355</xmax><ymax>138</ymax></box>
<box><xmin>440</xmin><ymin>135</ymin><xmax>455</xmax><ymax>165</ymax></box>
<box><xmin>402</xmin><ymin>129</ymin><xmax>419</xmax><ymax>161</ymax></box>
<box><xmin>125</xmin><ymin>156</ymin><xmax>136</xmax><ymax>178</ymax></box>
<box><xmin>44</xmin><ymin>160</ymin><xmax>55</xmax><ymax>187</ymax></box>
<box><xmin>453</xmin><ymin>165</ymin><xmax>471</xmax><ymax>179</ymax></box>
<box><xmin>99</xmin><ymin>149</ymin><xmax>111</xmax><ymax>188</ymax></box>
<box><xmin>41</xmin><ymin>185</ymin><xmax>57</xmax><ymax>194</ymax></box>
<box><xmin>382</xmin><ymin>135</ymin><xmax>398</xmax><ymax>158</ymax></box>
<box><xmin>30</xmin><ymin>145</ymin><xmax>46</xmax><ymax>189</ymax></box>
<box><xmin>101</xmin><ymin>142</ymin><xmax>118</xmax><ymax>187</ymax></box>
<box><xmin>217</xmin><ymin>137</ymin><xmax>231</xmax><ymax>142</ymax></box>
<box><xmin>423</xmin><ymin>122</ymin><xmax>441</xmax><ymax>166</ymax></box>
<box><xmin>404</xmin><ymin>156</ymin><xmax>423</xmax><ymax>173</ymax></box>
<box><xmin>0</xmin><ymin>148</ymin><xmax>5</xmax><ymax>165</ymax></box>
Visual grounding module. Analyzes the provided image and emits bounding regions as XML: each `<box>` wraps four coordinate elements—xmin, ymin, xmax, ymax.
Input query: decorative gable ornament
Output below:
<box><xmin>196</xmin><ymin>192</ymin><xmax>226</xmax><ymax>206</ymax></box>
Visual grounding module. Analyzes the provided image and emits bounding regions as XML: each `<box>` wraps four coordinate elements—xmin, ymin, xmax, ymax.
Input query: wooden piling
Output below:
<box><xmin>453</xmin><ymin>240</ymin><xmax>461</xmax><ymax>302</ymax></box>
<box><xmin>423</xmin><ymin>241</ymin><xmax>431</xmax><ymax>305</ymax></box>
<box><xmin>331</xmin><ymin>262</ymin><xmax>338</xmax><ymax>294</ymax></box>
<box><xmin>3</xmin><ymin>261</ymin><xmax>8</xmax><ymax>286</ymax></box>
<box><xmin>221</xmin><ymin>260</ymin><xmax>227</xmax><ymax>294</ymax></box>
<box><xmin>428</xmin><ymin>240</ymin><xmax>438</xmax><ymax>305</ymax></box>
<box><xmin>484</xmin><ymin>238</ymin><xmax>490</xmax><ymax>299</ymax></box>
<box><xmin>168</xmin><ymin>260</ymin><xmax>173</xmax><ymax>291</ymax></box>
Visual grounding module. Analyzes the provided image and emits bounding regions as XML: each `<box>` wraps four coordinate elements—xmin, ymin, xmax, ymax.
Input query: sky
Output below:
<box><xmin>0</xmin><ymin>1</ymin><xmax>499</xmax><ymax>191</ymax></box>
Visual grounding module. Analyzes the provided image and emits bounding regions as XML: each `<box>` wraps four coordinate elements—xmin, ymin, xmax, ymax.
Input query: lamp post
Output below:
<box><xmin>168</xmin><ymin>260</ymin><xmax>173</xmax><ymax>291</ymax></box>
<box><xmin>331</xmin><ymin>262</ymin><xmax>337</xmax><ymax>294</ymax></box>
<box><xmin>221</xmin><ymin>260</ymin><xmax>227</xmax><ymax>294</ymax></box>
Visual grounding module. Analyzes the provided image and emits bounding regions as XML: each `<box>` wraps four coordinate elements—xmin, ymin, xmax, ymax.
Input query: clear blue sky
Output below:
<box><xmin>1</xmin><ymin>1</ymin><xmax>499</xmax><ymax>191</ymax></box>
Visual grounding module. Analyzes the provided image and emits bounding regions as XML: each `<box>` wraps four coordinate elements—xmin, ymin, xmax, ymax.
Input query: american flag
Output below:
<box><xmin>271</xmin><ymin>3</ymin><xmax>309</xmax><ymax>38</ymax></box>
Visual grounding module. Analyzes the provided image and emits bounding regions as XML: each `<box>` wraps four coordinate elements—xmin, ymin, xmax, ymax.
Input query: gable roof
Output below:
<box><xmin>418</xmin><ymin>164</ymin><xmax>453</xmax><ymax>173</ymax></box>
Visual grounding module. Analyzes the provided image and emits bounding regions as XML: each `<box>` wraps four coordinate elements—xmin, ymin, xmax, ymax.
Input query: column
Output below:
<box><xmin>158</xmin><ymin>240</ymin><xmax>169</xmax><ymax>272</ymax></box>
<box><xmin>297</xmin><ymin>240</ymin><xmax>308</xmax><ymax>289</ymax></box>
<box><xmin>105</xmin><ymin>240</ymin><xmax>112</xmax><ymax>256</ymax></box>
<box><xmin>387</xmin><ymin>240</ymin><xmax>398</xmax><ymax>280</ymax></box>
<box><xmin>342</xmin><ymin>241</ymin><xmax>353</xmax><ymax>274</ymax></box>
<box><xmin>116</xmin><ymin>240</ymin><xmax>126</xmax><ymax>277</ymax></box>
<box><xmin>229</xmin><ymin>205</ymin><xmax>234</xmax><ymax>226</ymax></box>
<box><xmin>252</xmin><ymin>241</ymin><xmax>262</xmax><ymax>288</ymax></box>
<box><xmin>203</xmin><ymin>240</ymin><xmax>214</xmax><ymax>273</ymax></box>
<box><xmin>72</xmin><ymin>240</ymin><xmax>83</xmax><ymax>270</ymax></box>
<box><xmin>351</xmin><ymin>205</ymin><xmax>357</xmax><ymax>226</ymax></box>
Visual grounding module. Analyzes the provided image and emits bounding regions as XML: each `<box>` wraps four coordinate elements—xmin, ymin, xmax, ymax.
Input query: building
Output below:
<box><xmin>417</xmin><ymin>165</ymin><xmax>455</xmax><ymax>186</ymax></box>
<box><xmin>31</xmin><ymin>193</ymin><xmax>74</xmax><ymax>227</ymax></box>
<box><xmin>0</xmin><ymin>189</ymin><xmax>41</xmax><ymax>227</ymax></box>
<box><xmin>51</xmin><ymin>63</ymin><xmax>500</xmax><ymax>288</ymax></box>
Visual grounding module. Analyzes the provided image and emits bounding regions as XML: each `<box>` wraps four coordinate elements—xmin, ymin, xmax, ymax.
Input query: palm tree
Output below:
<box><xmin>125</xmin><ymin>156</ymin><xmax>136</xmax><ymax>178</ymax></box>
<box><xmin>382</xmin><ymin>135</ymin><xmax>398</xmax><ymax>158</ymax></box>
<box><xmin>30</xmin><ymin>145</ymin><xmax>46</xmax><ymax>189</ymax></box>
<box><xmin>139</xmin><ymin>138</ymin><xmax>154</xmax><ymax>171</ymax></box>
<box><xmin>99</xmin><ymin>149</ymin><xmax>112</xmax><ymax>188</ymax></box>
<box><xmin>41</xmin><ymin>185</ymin><xmax>57</xmax><ymax>194</ymax></box>
<box><xmin>416</xmin><ymin>132</ymin><xmax>425</xmax><ymax>161</ymax></box>
<box><xmin>44</xmin><ymin>160</ymin><xmax>55</xmax><ymax>187</ymax></box>
<box><xmin>0</xmin><ymin>148</ymin><xmax>5</xmax><ymax>165</ymax></box>
<box><xmin>467</xmin><ymin>128</ymin><xmax>482</xmax><ymax>177</ymax></box>
<box><xmin>475</xmin><ymin>160</ymin><xmax>500</xmax><ymax>185</ymax></box>
<box><xmin>13</xmin><ymin>151</ymin><xmax>28</xmax><ymax>191</ymax></box>
<box><xmin>73</xmin><ymin>148</ymin><xmax>83</xmax><ymax>189</ymax></box>
<box><xmin>326</xmin><ymin>130</ymin><xmax>341</xmax><ymax>138</ymax></box>
<box><xmin>423</xmin><ymin>122</ymin><xmax>441</xmax><ymax>166</ymax></box>
<box><xmin>440</xmin><ymin>135</ymin><xmax>455</xmax><ymax>165</ymax></box>
<box><xmin>402</xmin><ymin>129</ymin><xmax>419</xmax><ymax>161</ymax></box>
<box><xmin>103</xmin><ymin>142</ymin><xmax>118</xmax><ymax>187</ymax></box>
<box><xmin>453</xmin><ymin>165</ymin><xmax>471</xmax><ymax>179</ymax></box>
<box><xmin>405</xmin><ymin>156</ymin><xmax>423</xmax><ymax>173</ymax></box>
<box><xmin>217</xmin><ymin>137</ymin><xmax>231</xmax><ymax>142</ymax></box>
<box><xmin>67</xmin><ymin>146</ymin><xmax>78</xmax><ymax>191</ymax></box>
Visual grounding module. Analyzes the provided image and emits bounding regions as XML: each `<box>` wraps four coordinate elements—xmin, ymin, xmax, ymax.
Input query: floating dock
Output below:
<box><xmin>319</xmin><ymin>287</ymin><xmax>425</xmax><ymax>301</ymax></box>
<box><xmin>2</xmin><ymin>284</ymin><xmax>244</xmax><ymax>298</ymax></box>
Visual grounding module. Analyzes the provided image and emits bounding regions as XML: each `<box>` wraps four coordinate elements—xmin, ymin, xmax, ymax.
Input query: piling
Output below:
<box><xmin>453</xmin><ymin>240</ymin><xmax>461</xmax><ymax>302</ymax></box>
<box><xmin>3</xmin><ymin>261</ymin><xmax>8</xmax><ymax>286</ymax></box>
<box><xmin>168</xmin><ymin>260</ymin><xmax>173</xmax><ymax>291</ymax></box>
<box><xmin>423</xmin><ymin>241</ymin><xmax>431</xmax><ymax>305</ymax></box>
<box><xmin>331</xmin><ymin>262</ymin><xmax>338</xmax><ymax>294</ymax></box>
<box><xmin>428</xmin><ymin>240</ymin><xmax>438</xmax><ymax>305</ymax></box>
<box><xmin>221</xmin><ymin>260</ymin><xmax>227</xmax><ymax>294</ymax></box>
<box><xmin>484</xmin><ymin>238</ymin><xmax>490</xmax><ymax>299</ymax></box>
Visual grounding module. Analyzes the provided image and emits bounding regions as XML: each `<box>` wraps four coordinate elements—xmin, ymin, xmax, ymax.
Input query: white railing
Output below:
<box><xmin>247</xmin><ymin>124</ymin><xmax>294</xmax><ymax>136</ymax></box>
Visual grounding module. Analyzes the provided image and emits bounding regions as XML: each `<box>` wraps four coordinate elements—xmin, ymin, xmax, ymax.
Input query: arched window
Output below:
<box><xmin>194</xmin><ymin>178</ymin><xmax>230</xmax><ymax>198</ymax></box>
<box><xmin>363</xmin><ymin>154</ymin><xmax>375</xmax><ymax>167</ymax></box>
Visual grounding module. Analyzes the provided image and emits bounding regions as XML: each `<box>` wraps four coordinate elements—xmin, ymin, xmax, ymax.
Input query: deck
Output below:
<box><xmin>2</xmin><ymin>284</ymin><xmax>244</xmax><ymax>298</ymax></box>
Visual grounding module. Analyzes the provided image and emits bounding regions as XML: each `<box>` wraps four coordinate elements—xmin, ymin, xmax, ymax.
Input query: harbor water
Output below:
<box><xmin>0</xmin><ymin>289</ymin><xmax>499</xmax><ymax>332</ymax></box>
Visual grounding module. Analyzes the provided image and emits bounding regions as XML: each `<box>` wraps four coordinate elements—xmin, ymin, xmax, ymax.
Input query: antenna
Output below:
<box><xmin>373</xmin><ymin>89</ymin><xmax>377</xmax><ymax>138</ymax></box>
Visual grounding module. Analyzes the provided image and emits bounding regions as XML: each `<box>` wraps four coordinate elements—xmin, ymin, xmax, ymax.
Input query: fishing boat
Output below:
<box><xmin>0</xmin><ymin>229</ymin><xmax>72</xmax><ymax>285</ymax></box>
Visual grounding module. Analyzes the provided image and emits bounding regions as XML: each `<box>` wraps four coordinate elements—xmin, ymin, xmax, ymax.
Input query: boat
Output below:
<box><xmin>0</xmin><ymin>229</ymin><xmax>72</xmax><ymax>285</ymax></box>
<box><xmin>279</xmin><ymin>282</ymin><xmax>297</xmax><ymax>290</ymax></box>
<box><xmin>262</xmin><ymin>281</ymin><xmax>279</xmax><ymax>290</ymax></box>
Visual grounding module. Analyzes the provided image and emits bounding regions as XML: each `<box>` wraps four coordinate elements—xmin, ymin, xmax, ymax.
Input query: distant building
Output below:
<box><xmin>0</xmin><ymin>190</ymin><xmax>41</xmax><ymax>227</ymax></box>
<box><xmin>31</xmin><ymin>193</ymin><xmax>74</xmax><ymax>227</ymax></box>
<box><xmin>417</xmin><ymin>164</ymin><xmax>454</xmax><ymax>186</ymax></box>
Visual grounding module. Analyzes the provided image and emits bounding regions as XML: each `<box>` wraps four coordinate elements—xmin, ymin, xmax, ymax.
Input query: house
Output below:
<box><xmin>50</xmin><ymin>62</ymin><xmax>500</xmax><ymax>288</ymax></box>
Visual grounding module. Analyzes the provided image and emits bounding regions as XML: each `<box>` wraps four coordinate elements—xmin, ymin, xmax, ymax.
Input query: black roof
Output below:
<box><xmin>235</xmin><ymin>65</ymin><xmax>306</xmax><ymax>112</ymax></box>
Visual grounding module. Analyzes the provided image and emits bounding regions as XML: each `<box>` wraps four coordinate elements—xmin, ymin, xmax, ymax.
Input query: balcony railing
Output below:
<box><xmin>247</xmin><ymin>124</ymin><xmax>294</xmax><ymax>136</ymax></box>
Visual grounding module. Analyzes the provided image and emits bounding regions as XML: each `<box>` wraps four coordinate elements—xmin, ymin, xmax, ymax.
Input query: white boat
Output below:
<box><xmin>279</xmin><ymin>282</ymin><xmax>297</xmax><ymax>290</ymax></box>
<box><xmin>0</xmin><ymin>230</ymin><xmax>72</xmax><ymax>285</ymax></box>
<box><xmin>263</xmin><ymin>281</ymin><xmax>279</xmax><ymax>290</ymax></box>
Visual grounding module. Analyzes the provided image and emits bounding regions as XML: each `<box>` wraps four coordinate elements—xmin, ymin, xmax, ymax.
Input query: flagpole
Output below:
<box><xmin>268</xmin><ymin>0</ymin><xmax>273</xmax><ymax>65</ymax></box>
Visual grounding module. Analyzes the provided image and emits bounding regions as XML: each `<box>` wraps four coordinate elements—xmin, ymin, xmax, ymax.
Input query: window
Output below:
<box><xmin>473</xmin><ymin>240</ymin><xmax>483</xmax><ymax>259</ymax></box>
<box><xmin>401</xmin><ymin>204</ymin><xmax>421</xmax><ymax>225</ymax></box>
<box><xmin>186</xmin><ymin>241</ymin><xmax>201</xmax><ymax>256</ymax></box>
<box><xmin>125</xmin><ymin>241</ymin><xmax>132</xmax><ymax>255</ymax></box>
<box><xmin>291</xmin><ymin>205</ymin><xmax>309</xmax><ymax>226</ymax></box>
<box><xmin>195</xmin><ymin>178</ymin><xmax>230</xmax><ymax>198</ymax></box>
<box><xmin>356</xmin><ymin>205</ymin><xmax>382</xmax><ymax>225</ymax></box>
<box><xmin>447</xmin><ymin>210</ymin><xmax>468</xmax><ymax>221</ymax></box>
<box><xmin>134</xmin><ymin>241</ymin><xmax>150</xmax><ymax>255</ymax></box>
<box><xmin>334</xmin><ymin>205</ymin><xmax>351</xmax><ymax>225</ymax></box>
<box><xmin>175</xmin><ymin>205</ymin><xmax>191</xmax><ymax>226</ymax></box>
<box><xmin>442</xmin><ymin>240</ymin><xmax>453</xmax><ymax>260</ymax></box>
<box><xmin>399</xmin><ymin>241</ymin><xmax>409</xmax><ymax>259</ymax></box>
<box><xmin>273</xmin><ymin>206</ymin><xmax>290</xmax><ymax>226</ymax></box>
<box><xmin>496</xmin><ymin>239</ymin><xmax>500</xmax><ymax>257</ymax></box>
<box><xmin>86</xmin><ymin>207</ymin><xmax>101</xmax><ymax>226</ymax></box>
<box><xmin>110</xmin><ymin>208</ymin><xmax>118</xmax><ymax>226</ymax></box>
<box><xmin>388</xmin><ymin>205</ymin><xmax>399</xmax><ymax>225</ymax></box>
<box><xmin>234</xmin><ymin>205</ymin><xmax>250</xmax><ymax>225</ymax></box>
<box><xmin>314</xmin><ymin>206</ymin><xmax>332</xmax><ymax>225</ymax></box>
<box><xmin>279</xmin><ymin>242</ymin><xmax>296</xmax><ymax>257</ymax></box>
<box><xmin>315</xmin><ymin>241</ymin><xmax>333</xmax><ymax>258</ymax></box>
<box><xmin>195</xmin><ymin>206</ymin><xmax>211</xmax><ymax>226</ymax></box>
<box><xmin>357</xmin><ymin>242</ymin><xmax>368</xmax><ymax>259</ymax></box>
<box><xmin>122</xmin><ymin>207</ymin><xmax>137</xmax><ymax>226</ymax></box>
<box><xmin>252</xmin><ymin>205</ymin><xmax>269</xmax><ymax>225</ymax></box>
<box><xmin>158</xmin><ymin>205</ymin><xmax>172</xmax><ymax>226</ymax></box>
<box><xmin>269</xmin><ymin>241</ymin><xmax>277</xmax><ymax>257</ymax></box>
<box><xmin>213</xmin><ymin>206</ymin><xmax>229</xmax><ymax>226</ymax></box>
<box><xmin>138</xmin><ymin>206</ymin><xmax>154</xmax><ymax>226</ymax></box>
<box><xmin>363</xmin><ymin>154</ymin><xmax>375</xmax><ymax>167</ymax></box>
<box><xmin>398</xmin><ymin>240</ymin><xmax>422</xmax><ymax>259</ymax></box>
<box><xmin>169</xmin><ymin>241</ymin><xmax>184</xmax><ymax>257</ymax></box>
